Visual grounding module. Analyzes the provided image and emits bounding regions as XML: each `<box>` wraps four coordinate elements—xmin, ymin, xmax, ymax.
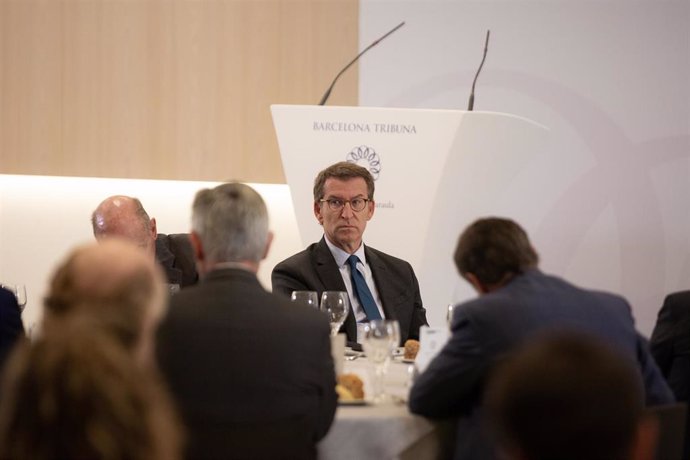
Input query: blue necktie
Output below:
<box><xmin>347</xmin><ymin>255</ymin><xmax>382</xmax><ymax>320</ymax></box>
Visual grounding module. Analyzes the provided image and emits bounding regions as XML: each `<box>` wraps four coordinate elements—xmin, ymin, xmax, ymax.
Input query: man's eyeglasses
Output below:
<box><xmin>319</xmin><ymin>198</ymin><xmax>370</xmax><ymax>212</ymax></box>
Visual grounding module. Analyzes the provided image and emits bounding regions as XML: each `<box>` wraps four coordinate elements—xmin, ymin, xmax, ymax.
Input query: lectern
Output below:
<box><xmin>271</xmin><ymin>104</ymin><xmax>549</xmax><ymax>325</ymax></box>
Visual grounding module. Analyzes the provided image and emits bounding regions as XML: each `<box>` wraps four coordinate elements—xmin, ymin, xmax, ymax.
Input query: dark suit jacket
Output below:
<box><xmin>651</xmin><ymin>291</ymin><xmax>690</xmax><ymax>401</ymax></box>
<box><xmin>409</xmin><ymin>269</ymin><xmax>674</xmax><ymax>460</ymax></box>
<box><xmin>155</xmin><ymin>233</ymin><xmax>198</xmax><ymax>288</ymax></box>
<box><xmin>0</xmin><ymin>287</ymin><xmax>24</xmax><ymax>372</ymax></box>
<box><xmin>156</xmin><ymin>268</ymin><xmax>337</xmax><ymax>460</ymax></box>
<box><xmin>271</xmin><ymin>237</ymin><xmax>428</xmax><ymax>345</ymax></box>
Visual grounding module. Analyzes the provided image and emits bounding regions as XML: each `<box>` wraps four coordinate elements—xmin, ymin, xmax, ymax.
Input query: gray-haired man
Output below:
<box><xmin>156</xmin><ymin>183</ymin><xmax>337</xmax><ymax>460</ymax></box>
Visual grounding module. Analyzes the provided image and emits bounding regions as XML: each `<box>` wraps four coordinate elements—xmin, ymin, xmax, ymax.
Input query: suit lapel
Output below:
<box><xmin>314</xmin><ymin>238</ymin><xmax>346</xmax><ymax>290</ymax></box>
<box><xmin>314</xmin><ymin>238</ymin><xmax>357</xmax><ymax>341</ymax></box>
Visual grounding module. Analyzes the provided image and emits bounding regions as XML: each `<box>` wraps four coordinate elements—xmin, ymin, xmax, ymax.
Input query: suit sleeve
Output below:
<box><xmin>408</xmin><ymin>308</ymin><xmax>487</xmax><ymax>418</ymax></box>
<box><xmin>407</xmin><ymin>268</ymin><xmax>428</xmax><ymax>341</ymax></box>
<box><xmin>650</xmin><ymin>295</ymin><xmax>675</xmax><ymax>377</ymax></box>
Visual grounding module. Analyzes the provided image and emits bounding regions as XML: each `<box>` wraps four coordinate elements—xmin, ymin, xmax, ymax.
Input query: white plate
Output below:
<box><xmin>344</xmin><ymin>348</ymin><xmax>365</xmax><ymax>358</ymax></box>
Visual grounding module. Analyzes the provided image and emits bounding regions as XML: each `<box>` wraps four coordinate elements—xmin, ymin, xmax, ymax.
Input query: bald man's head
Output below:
<box><xmin>91</xmin><ymin>196</ymin><xmax>158</xmax><ymax>258</ymax></box>
<box><xmin>44</xmin><ymin>240</ymin><xmax>167</xmax><ymax>364</ymax></box>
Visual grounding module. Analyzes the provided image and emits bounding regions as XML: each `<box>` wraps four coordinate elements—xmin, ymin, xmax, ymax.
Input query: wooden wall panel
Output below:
<box><xmin>0</xmin><ymin>0</ymin><xmax>359</xmax><ymax>183</ymax></box>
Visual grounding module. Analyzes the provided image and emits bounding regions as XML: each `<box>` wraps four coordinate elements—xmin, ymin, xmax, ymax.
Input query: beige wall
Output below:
<box><xmin>0</xmin><ymin>0</ymin><xmax>358</xmax><ymax>183</ymax></box>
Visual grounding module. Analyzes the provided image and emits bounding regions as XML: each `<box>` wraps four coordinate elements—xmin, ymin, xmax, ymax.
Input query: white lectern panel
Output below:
<box><xmin>271</xmin><ymin>105</ymin><xmax>548</xmax><ymax>325</ymax></box>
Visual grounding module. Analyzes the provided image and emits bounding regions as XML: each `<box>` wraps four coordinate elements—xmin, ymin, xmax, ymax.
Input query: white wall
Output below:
<box><xmin>359</xmin><ymin>0</ymin><xmax>690</xmax><ymax>335</ymax></box>
<box><xmin>0</xmin><ymin>175</ymin><xmax>302</xmax><ymax>333</ymax></box>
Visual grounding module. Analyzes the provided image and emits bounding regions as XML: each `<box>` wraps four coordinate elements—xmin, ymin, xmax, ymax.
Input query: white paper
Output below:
<box><xmin>415</xmin><ymin>326</ymin><xmax>450</xmax><ymax>374</ymax></box>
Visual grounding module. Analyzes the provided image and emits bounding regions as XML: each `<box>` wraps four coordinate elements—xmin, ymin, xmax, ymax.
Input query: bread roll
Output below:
<box><xmin>336</xmin><ymin>373</ymin><xmax>365</xmax><ymax>400</ymax></box>
<box><xmin>404</xmin><ymin>339</ymin><xmax>420</xmax><ymax>360</ymax></box>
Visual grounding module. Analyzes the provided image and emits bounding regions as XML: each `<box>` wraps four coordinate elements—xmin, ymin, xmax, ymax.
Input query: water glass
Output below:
<box><xmin>290</xmin><ymin>291</ymin><xmax>318</xmax><ymax>309</ymax></box>
<box><xmin>320</xmin><ymin>291</ymin><xmax>349</xmax><ymax>337</ymax></box>
<box><xmin>362</xmin><ymin>319</ymin><xmax>399</xmax><ymax>403</ymax></box>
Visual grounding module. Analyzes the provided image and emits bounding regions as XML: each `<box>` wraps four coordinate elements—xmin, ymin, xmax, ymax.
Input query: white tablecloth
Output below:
<box><xmin>318</xmin><ymin>357</ymin><xmax>441</xmax><ymax>460</ymax></box>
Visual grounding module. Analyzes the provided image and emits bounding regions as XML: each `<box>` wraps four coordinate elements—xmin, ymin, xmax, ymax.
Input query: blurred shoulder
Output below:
<box><xmin>0</xmin><ymin>287</ymin><xmax>16</xmax><ymax>305</ymax></box>
<box><xmin>665</xmin><ymin>290</ymin><xmax>690</xmax><ymax>305</ymax></box>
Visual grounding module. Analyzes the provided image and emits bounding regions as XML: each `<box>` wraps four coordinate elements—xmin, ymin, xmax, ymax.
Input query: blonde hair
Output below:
<box><xmin>0</xmin><ymin>320</ymin><xmax>183</xmax><ymax>460</ymax></box>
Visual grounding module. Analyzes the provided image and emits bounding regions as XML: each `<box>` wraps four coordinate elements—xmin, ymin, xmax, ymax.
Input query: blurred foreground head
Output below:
<box><xmin>485</xmin><ymin>332</ymin><xmax>657</xmax><ymax>460</ymax></box>
<box><xmin>0</xmin><ymin>322</ymin><xmax>182</xmax><ymax>460</ymax></box>
<box><xmin>44</xmin><ymin>239</ymin><xmax>167</xmax><ymax>365</ymax></box>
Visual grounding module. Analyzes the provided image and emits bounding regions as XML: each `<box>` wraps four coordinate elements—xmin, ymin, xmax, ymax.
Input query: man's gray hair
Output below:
<box><xmin>191</xmin><ymin>183</ymin><xmax>269</xmax><ymax>263</ymax></box>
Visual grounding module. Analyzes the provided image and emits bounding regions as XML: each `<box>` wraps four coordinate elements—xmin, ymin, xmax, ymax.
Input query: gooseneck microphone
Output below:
<box><xmin>467</xmin><ymin>30</ymin><xmax>490</xmax><ymax>111</ymax></box>
<box><xmin>318</xmin><ymin>21</ymin><xmax>406</xmax><ymax>106</ymax></box>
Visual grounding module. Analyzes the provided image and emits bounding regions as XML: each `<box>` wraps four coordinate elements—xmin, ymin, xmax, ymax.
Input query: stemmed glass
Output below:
<box><xmin>320</xmin><ymin>291</ymin><xmax>349</xmax><ymax>337</ymax></box>
<box><xmin>362</xmin><ymin>319</ymin><xmax>400</xmax><ymax>403</ymax></box>
<box><xmin>291</xmin><ymin>291</ymin><xmax>318</xmax><ymax>309</ymax></box>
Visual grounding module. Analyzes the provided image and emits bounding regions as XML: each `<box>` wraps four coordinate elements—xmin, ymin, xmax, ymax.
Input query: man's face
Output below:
<box><xmin>314</xmin><ymin>177</ymin><xmax>375</xmax><ymax>254</ymax></box>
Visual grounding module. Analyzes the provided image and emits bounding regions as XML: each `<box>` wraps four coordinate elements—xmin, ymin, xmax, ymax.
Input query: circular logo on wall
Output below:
<box><xmin>346</xmin><ymin>145</ymin><xmax>381</xmax><ymax>180</ymax></box>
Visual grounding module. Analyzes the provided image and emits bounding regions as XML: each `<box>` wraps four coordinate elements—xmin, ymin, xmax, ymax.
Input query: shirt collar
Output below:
<box><xmin>323</xmin><ymin>236</ymin><xmax>367</xmax><ymax>267</ymax></box>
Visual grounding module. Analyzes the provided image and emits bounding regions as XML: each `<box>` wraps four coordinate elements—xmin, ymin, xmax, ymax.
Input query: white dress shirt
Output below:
<box><xmin>323</xmin><ymin>237</ymin><xmax>386</xmax><ymax>327</ymax></box>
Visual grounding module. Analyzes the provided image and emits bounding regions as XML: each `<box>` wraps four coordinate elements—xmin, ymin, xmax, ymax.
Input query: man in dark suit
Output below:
<box><xmin>272</xmin><ymin>162</ymin><xmax>427</xmax><ymax>346</ymax></box>
<box><xmin>651</xmin><ymin>291</ymin><xmax>690</xmax><ymax>402</ymax></box>
<box><xmin>0</xmin><ymin>286</ymin><xmax>24</xmax><ymax>372</ymax></box>
<box><xmin>650</xmin><ymin>290</ymin><xmax>690</xmax><ymax>457</ymax></box>
<box><xmin>156</xmin><ymin>183</ymin><xmax>337</xmax><ymax>460</ymax></box>
<box><xmin>408</xmin><ymin>217</ymin><xmax>674</xmax><ymax>460</ymax></box>
<box><xmin>92</xmin><ymin>195</ymin><xmax>198</xmax><ymax>288</ymax></box>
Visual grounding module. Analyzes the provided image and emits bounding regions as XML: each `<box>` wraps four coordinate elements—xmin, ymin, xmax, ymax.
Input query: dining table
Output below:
<box><xmin>318</xmin><ymin>351</ymin><xmax>450</xmax><ymax>460</ymax></box>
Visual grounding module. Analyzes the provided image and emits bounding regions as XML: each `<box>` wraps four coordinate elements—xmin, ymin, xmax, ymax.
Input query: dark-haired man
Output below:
<box><xmin>408</xmin><ymin>217</ymin><xmax>673</xmax><ymax>459</ymax></box>
<box><xmin>271</xmin><ymin>161</ymin><xmax>428</xmax><ymax>345</ymax></box>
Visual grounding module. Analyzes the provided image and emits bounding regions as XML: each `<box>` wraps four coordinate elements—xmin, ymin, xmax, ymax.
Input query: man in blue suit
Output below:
<box><xmin>408</xmin><ymin>217</ymin><xmax>673</xmax><ymax>460</ymax></box>
<box><xmin>0</xmin><ymin>286</ymin><xmax>24</xmax><ymax>371</ymax></box>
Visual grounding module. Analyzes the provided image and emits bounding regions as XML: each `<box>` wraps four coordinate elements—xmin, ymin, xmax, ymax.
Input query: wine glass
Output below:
<box><xmin>291</xmin><ymin>291</ymin><xmax>318</xmax><ymax>309</ymax></box>
<box><xmin>389</xmin><ymin>319</ymin><xmax>401</xmax><ymax>349</ymax></box>
<box><xmin>362</xmin><ymin>319</ymin><xmax>398</xmax><ymax>403</ymax></box>
<box><xmin>320</xmin><ymin>291</ymin><xmax>349</xmax><ymax>337</ymax></box>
